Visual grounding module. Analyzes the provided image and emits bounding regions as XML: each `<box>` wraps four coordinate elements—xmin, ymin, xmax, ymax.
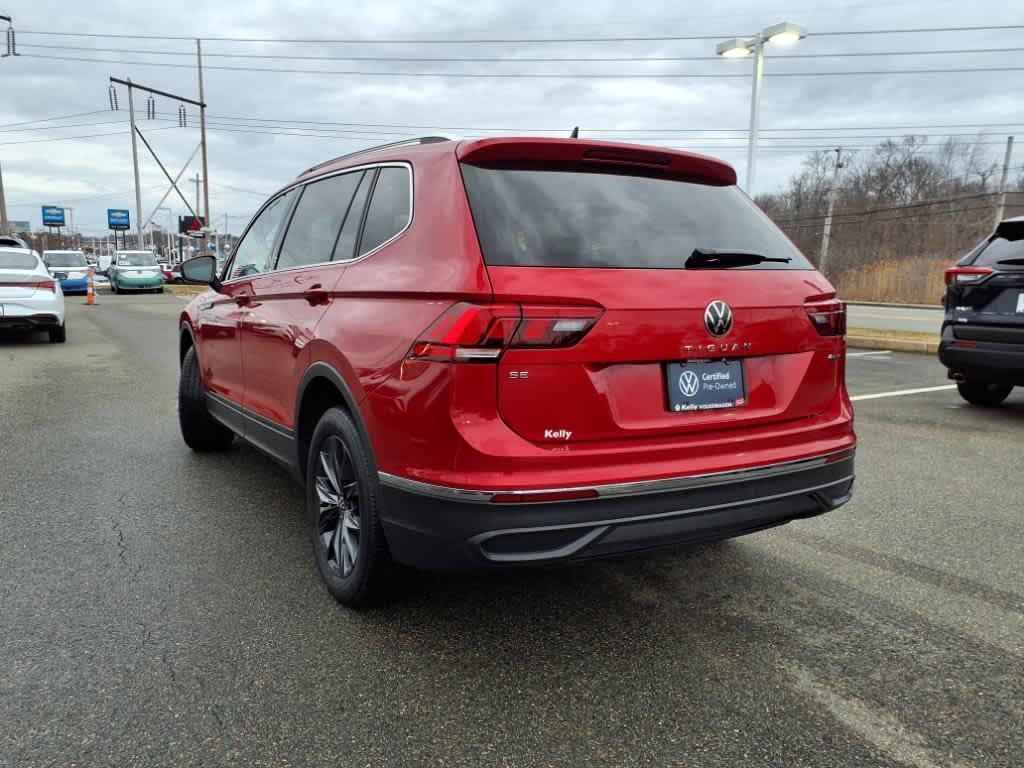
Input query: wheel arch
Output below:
<box><xmin>179</xmin><ymin>320</ymin><xmax>196</xmax><ymax>368</ymax></box>
<box><xmin>295</xmin><ymin>362</ymin><xmax>376</xmax><ymax>482</ymax></box>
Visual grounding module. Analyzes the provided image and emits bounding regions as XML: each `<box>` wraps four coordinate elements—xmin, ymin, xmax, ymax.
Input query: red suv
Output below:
<box><xmin>178</xmin><ymin>137</ymin><xmax>856</xmax><ymax>607</ymax></box>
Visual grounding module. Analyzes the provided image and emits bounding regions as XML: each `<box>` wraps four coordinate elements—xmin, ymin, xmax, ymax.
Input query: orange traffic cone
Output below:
<box><xmin>86</xmin><ymin>266</ymin><xmax>96</xmax><ymax>306</ymax></box>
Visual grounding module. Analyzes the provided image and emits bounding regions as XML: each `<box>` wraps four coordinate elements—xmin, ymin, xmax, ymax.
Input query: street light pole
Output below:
<box><xmin>717</xmin><ymin>22</ymin><xmax>807</xmax><ymax>199</ymax></box>
<box><xmin>746</xmin><ymin>39</ymin><xmax>765</xmax><ymax>196</ymax></box>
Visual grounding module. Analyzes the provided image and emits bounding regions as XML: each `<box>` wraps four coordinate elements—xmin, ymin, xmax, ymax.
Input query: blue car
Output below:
<box><xmin>42</xmin><ymin>250</ymin><xmax>90</xmax><ymax>294</ymax></box>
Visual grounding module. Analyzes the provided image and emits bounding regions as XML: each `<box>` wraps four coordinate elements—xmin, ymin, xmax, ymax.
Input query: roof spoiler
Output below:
<box><xmin>457</xmin><ymin>138</ymin><xmax>737</xmax><ymax>186</ymax></box>
<box><xmin>994</xmin><ymin>218</ymin><xmax>1024</xmax><ymax>242</ymax></box>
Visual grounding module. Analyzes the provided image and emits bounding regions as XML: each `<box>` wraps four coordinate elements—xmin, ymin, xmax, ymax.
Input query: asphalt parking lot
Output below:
<box><xmin>2</xmin><ymin>294</ymin><xmax>1022</xmax><ymax>768</ymax></box>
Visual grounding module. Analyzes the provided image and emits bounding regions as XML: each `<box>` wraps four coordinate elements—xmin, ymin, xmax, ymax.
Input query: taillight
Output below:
<box><xmin>410</xmin><ymin>302</ymin><xmax>601</xmax><ymax>362</ymax></box>
<box><xmin>33</xmin><ymin>280</ymin><xmax>57</xmax><ymax>293</ymax></box>
<box><xmin>944</xmin><ymin>266</ymin><xmax>993</xmax><ymax>286</ymax></box>
<box><xmin>805</xmin><ymin>299</ymin><xmax>846</xmax><ymax>337</ymax></box>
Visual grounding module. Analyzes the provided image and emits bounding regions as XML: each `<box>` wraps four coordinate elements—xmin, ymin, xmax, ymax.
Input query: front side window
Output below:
<box><xmin>228</xmin><ymin>188</ymin><xmax>299</xmax><ymax>280</ymax></box>
<box><xmin>358</xmin><ymin>167</ymin><xmax>412</xmax><ymax>256</ymax></box>
<box><xmin>277</xmin><ymin>172</ymin><xmax>363</xmax><ymax>271</ymax></box>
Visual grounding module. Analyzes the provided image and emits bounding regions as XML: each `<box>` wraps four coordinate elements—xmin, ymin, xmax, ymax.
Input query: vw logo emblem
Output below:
<box><xmin>704</xmin><ymin>300</ymin><xmax>733</xmax><ymax>337</ymax></box>
<box><xmin>678</xmin><ymin>369</ymin><xmax>700</xmax><ymax>398</ymax></box>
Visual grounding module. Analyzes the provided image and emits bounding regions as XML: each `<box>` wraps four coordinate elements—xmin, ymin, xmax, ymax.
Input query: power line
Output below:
<box><xmin>0</xmin><ymin>118</ymin><xmax>129</xmax><ymax>134</ymax></box>
<box><xmin>0</xmin><ymin>125</ymin><xmax>177</xmax><ymax>147</ymax></box>
<box><xmin>17</xmin><ymin>42</ymin><xmax>1024</xmax><ymax>62</ymax></box>
<box><xmin>773</xmin><ymin>192</ymin><xmax>1005</xmax><ymax>224</ymax></box>
<box><xmin>0</xmin><ymin>109</ymin><xmax>109</xmax><ymax>129</ymax></box>
<box><xmin>21</xmin><ymin>52</ymin><xmax>1024</xmax><ymax>78</ymax></box>
<box><xmin>16</xmin><ymin>23</ymin><xmax>1024</xmax><ymax>44</ymax></box>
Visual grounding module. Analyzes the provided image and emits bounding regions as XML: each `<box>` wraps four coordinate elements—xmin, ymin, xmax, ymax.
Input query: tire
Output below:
<box><xmin>48</xmin><ymin>323</ymin><xmax>67</xmax><ymax>344</ymax></box>
<box><xmin>158</xmin><ymin>287</ymin><xmax>165</xmax><ymax>294</ymax></box>
<box><xmin>957</xmin><ymin>379</ymin><xmax>1013</xmax><ymax>407</ymax></box>
<box><xmin>306</xmin><ymin>407</ymin><xmax>391</xmax><ymax>609</ymax></box>
<box><xmin>178</xmin><ymin>346</ymin><xmax>234</xmax><ymax>452</ymax></box>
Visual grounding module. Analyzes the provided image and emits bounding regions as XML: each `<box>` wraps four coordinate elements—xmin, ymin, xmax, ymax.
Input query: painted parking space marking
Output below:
<box><xmin>850</xmin><ymin>384</ymin><xmax>956</xmax><ymax>402</ymax></box>
<box><xmin>847</xmin><ymin>350</ymin><xmax>892</xmax><ymax>358</ymax></box>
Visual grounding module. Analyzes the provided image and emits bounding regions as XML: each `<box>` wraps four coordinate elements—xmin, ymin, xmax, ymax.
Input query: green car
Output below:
<box><xmin>109</xmin><ymin>251</ymin><xmax>165</xmax><ymax>294</ymax></box>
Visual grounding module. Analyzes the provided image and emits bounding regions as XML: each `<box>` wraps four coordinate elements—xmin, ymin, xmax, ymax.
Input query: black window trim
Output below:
<box><xmin>220</xmin><ymin>161</ymin><xmax>413</xmax><ymax>285</ymax></box>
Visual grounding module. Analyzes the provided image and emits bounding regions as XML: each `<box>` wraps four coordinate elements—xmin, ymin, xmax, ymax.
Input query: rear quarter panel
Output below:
<box><xmin>309</xmin><ymin>150</ymin><xmax>492</xmax><ymax>448</ymax></box>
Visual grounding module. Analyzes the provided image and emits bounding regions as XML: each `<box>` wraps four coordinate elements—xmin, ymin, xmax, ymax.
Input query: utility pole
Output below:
<box><xmin>1</xmin><ymin>15</ymin><xmax>13</xmax><ymax>235</ymax></box>
<box><xmin>0</xmin><ymin>161</ymin><xmax>8</xmax><ymax>234</ymax></box>
<box><xmin>994</xmin><ymin>136</ymin><xmax>1015</xmax><ymax>227</ymax></box>
<box><xmin>127</xmin><ymin>78</ymin><xmax>144</xmax><ymax>249</ymax></box>
<box><xmin>818</xmin><ymin>147</ymin><xmax>844</xmax><ymax>278</ymax></box>
<box><xmin>197</xmin><ymin>39</ymin><xmax>211</xmax><ymax>238</ymax></box>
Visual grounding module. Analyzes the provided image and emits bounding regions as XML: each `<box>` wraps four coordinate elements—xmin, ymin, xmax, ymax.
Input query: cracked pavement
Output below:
<box><xmin>1</xmin><ymin>295</ymin><xmax>1022</xmax><ymax>767</ymax></box>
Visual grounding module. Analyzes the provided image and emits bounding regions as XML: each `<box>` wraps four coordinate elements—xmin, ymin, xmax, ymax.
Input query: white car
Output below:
<box><xmin>0</xmin><ymin>247</ymin><xmax>67</xmax><ymax>343</ymax></box>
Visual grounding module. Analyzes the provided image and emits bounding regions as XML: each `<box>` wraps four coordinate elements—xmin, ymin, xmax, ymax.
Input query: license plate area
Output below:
<box><xmin>666</xmin><ymin>359</ymin><xmax>746</xmax><ymax>413</ymax></box>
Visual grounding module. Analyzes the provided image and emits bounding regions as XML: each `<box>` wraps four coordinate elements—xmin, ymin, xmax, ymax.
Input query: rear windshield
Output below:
<box><xmin>0</xmin><ymin>251</ymin><xmax>38</xmax><ymax>270</ymax></box>
<box><xmin>969</xmin><ymin>235</ymin><xmax>1024</xmax><ymax>267</ymax></box>
<box><xmin>117</xmin><ymin>252</ymin><xmax>158</xmax><ymax>266</ymax></box>
<box><xmin>460</xmin><ymin>166</ymin><xmax>811</xmax><ymax>270</ymax></box>
<box><xmin>44</xmin><ymin>252</ymin><xmax>87</xmax><ymax>268</ymax></box>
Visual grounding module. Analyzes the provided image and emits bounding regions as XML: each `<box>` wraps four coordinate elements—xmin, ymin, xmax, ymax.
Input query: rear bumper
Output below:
<box><xmin>378</xmin><ymin>450</ymin><xmax>855</xmax><ymax>570</ymax></box>
<box><xmin>939</xmin><ymin>327</ymin><xmax>1024</xmax><ymax>384</ymax></box>
<box><xmin>0</xmin><ymin>312</ymin><xmax>62</xmax><ymax>331</ymax></box>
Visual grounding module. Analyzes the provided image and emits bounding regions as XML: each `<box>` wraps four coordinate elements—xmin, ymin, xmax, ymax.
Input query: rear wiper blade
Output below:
<box><xmin>995</xmin><ymin>257</ymin><xmax>1024</xmax><ymax>266</ymax></box>
<box><xmin>685</xmin><ymin>248</ymin><xmax>792</xmax><ymax>269</ymax></box>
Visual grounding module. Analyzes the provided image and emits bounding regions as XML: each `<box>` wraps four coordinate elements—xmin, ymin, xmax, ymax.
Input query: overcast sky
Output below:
<box><xmin>0</xmin><ymin>0</ymin><xmax>1021</xmax><ymax>236</ymax></box>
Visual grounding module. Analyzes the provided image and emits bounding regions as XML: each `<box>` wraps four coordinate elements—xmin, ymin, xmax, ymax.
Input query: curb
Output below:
<box><xmin>848</xmin><ymin>335</ymin><xmax>939</xmax><ymax>355</ymax></box>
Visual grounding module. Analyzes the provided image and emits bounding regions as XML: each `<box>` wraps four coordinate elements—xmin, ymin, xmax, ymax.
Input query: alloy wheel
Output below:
<box><xmin>314</xmin><ymin>435</ymin><xmax>361</xmax><ymax>577</ymax></box>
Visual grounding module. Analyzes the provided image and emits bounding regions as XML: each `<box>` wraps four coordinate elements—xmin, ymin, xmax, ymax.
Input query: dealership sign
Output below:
<box><xmin>107</xmin><ymin>209</ymin><xmax>131</xmax><ymax>231</ymax></box>
<box><xmin>41</xmin><ymin>205</ymin><xmax>66</xmax><ymax>227</ymax></box>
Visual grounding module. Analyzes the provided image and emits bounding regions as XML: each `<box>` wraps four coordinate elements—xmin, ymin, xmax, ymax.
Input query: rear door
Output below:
<box><xmin>948</xmin><ymin>220</ymin><xmax>1024</xmax><ymax>343</ymax></box>
<box><xmin>459</xmin><ymin>150</ymin><xmax>843</xmax><ymax>445</ymax></box>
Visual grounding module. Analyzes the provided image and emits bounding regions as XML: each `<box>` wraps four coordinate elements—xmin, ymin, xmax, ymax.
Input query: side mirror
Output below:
<box><xmin>180</xmin><ymin>255</ymin><xmax>223</xmax><ymax>292</ymax></box>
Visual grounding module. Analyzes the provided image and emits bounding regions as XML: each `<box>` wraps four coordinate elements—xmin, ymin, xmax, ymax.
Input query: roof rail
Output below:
<box><xmin>297</xmin><ymin>136</ymin><xmax>451</xmax><ymax>178</ymax></box>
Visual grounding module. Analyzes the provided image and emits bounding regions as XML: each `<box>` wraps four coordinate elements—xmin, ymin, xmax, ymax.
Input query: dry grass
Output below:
<box><xmin>832</xmin><ymin>255</ymin><xmax>948</xmax><ymax>305</ymax></box>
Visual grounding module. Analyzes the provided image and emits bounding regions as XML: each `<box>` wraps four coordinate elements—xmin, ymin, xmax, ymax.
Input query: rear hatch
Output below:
<box><xmin>457</xmin><ymin>139</ymin><xmax>844</xmax><ymax>445</ymax></box>
<box><xmin>946</xmin><ymin>219</ymin><xmax>1024</xmax><ymax>344</ymax></box>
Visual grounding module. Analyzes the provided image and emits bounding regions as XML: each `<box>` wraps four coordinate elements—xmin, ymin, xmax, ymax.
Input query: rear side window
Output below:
<box><xmin>359</xmin><ymin>167</ymin><xmax>412</xmax><ymax>256</ymax></box>
<box><xmin>277</xmin><ymin>171</ymin><xmax>364</xmax><ymax>271</ymax></box>
<box><xmin>0</xmin><ymin>251</ymin><xmax>38</xmax><ymax>270</ymax></box>
<box><xmin>460</xmin><ymin>166</ymin><xmax>811</xmax><ymax>270</ymax></box>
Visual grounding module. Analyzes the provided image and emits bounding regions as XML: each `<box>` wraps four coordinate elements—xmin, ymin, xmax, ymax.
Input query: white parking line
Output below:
<box><xmin>850</xmin><ymin>384</ymin><xmax>956</xmax><ymax>402</ymax></box>
<box><xmin>847</xmin><ymin>350</ymin><xmax>892</xmax><ymax>358</ymax></box>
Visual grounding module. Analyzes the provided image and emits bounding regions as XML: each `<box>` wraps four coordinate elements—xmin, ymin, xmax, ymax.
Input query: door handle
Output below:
<box><xmin>305</xmin><ymin>285</ymin><xmax>329</xmax><ymax>306</ymax></box>
<box><xmin>234</xmin><ymin>295</ymin><xmax>252</xmax><ymax>307</ymax></box>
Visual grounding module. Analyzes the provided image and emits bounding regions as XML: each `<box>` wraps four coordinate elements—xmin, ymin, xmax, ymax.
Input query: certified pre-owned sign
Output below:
<box><xmin>41</xmin><ymin>206</ymin><xmax>66</xmax><ymax>227</ymax></box>
<box><xmin>107</xmin><ymin>209</ymin><xmax>130</xmax><ymax>231</ymax></box>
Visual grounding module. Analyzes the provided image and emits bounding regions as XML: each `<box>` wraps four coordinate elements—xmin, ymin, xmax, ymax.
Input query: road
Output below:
<box><xmin>847</xmin><ymin>303</ymin><xmax>944</xmax><ymax>335</ymax></box>
<box><xmin>2</xmin><ymin>295</ymin><xmax>1021</xmax><ymax>768</ymax></box>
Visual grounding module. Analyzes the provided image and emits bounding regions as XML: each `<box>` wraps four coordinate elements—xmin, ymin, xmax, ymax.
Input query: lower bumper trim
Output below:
<box><xmin>378</xmin><ymin>455</ymin><xmax>855</xmax><ymax>571</ymax></box>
